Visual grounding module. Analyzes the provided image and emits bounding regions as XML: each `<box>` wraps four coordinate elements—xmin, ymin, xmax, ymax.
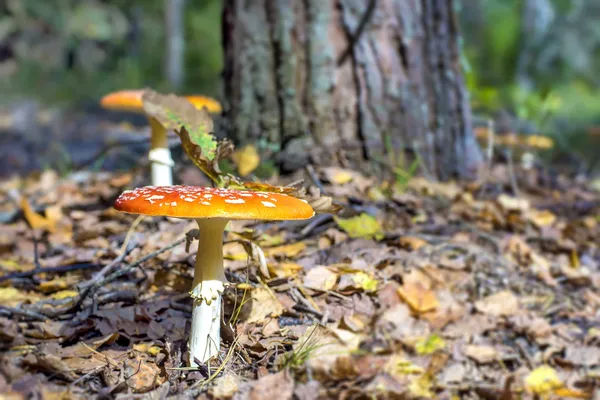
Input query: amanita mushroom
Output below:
<box><xmin>114</xmin><ymin>185</ymin><xmax>314</xmax><ymax>366</ymax></box>
<box><xmin>100</xmin><ymin>90</ymin><xmax>222</xmax><ymax>186</ymax></box>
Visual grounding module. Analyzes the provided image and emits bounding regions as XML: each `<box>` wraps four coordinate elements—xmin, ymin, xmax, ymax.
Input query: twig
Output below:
<box><xmin>54</xmin><ymin>236</ymin><xmax>185</xmax><ymax>318</ymax></box>
<box><xmin>78</xmin><ymin>244</ymin><xmax>135</xmax><ymax>291</ymax></box>
<box><xmin>99</xmin><ymin>237</ymin><xmax>186</xmax><ymax>287</ymax></box>
<box><xmin>305</xmin><ymin>164</ymin><xmax>327</xmax><ymax>195</ymax></box>
<box><xmin>188</xmin><ymin>335</ymin><xmax>242</xmax><ymax>393</ymax></box>
<box><xmin>0</xmin><ymin>262</ymin><xmax>101</xmax><ymax>283</ymax></box>
<box><xmin>73</xmin><ymin>137</ymin><xmax>149</xmax><ymax>170</ymax></box>
<box><xmin>120</xmin><ymin>215</ymin><xmax>145</xmax><ymax>254</ymax></box>
<box><xmin>82</xmin><ymin>221</ymin><xmax>141</xmax><ymax>290</ymax></box>
<box><xmin>0</xmin><ymin>305</ymin><xmax>48</xmax><ymax>321</ymax></box>
<box><xmin>296</xmin><ymin>214</ymin><xmax>334</xmax><ymax>239</ymax></box>
<box><xmin>97</xmin><ymin>290</ymin><xmax>137</xmax><ymax>305</ymax></box>
<box><xmin>290</xmin><ymin>288</ymin><xmax>322</xmax><ymax>318</ymax></box>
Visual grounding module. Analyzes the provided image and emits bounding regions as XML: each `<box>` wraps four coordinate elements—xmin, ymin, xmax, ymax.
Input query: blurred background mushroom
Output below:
<box><xmin>100</xmin><ymin>89</ymin><xmax>221</xmax><ymax>186</ymax></box>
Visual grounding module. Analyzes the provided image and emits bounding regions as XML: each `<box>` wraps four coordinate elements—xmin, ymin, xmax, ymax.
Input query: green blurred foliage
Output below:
<box><xmin>459</xmin><ymin>0</ymin><xmax>600</xmax><ymax>167</ymax></box>
<box><xmin>0</xmin><ymin>0</ymin><xmax>223</xmax><ymax>105</ymax></box>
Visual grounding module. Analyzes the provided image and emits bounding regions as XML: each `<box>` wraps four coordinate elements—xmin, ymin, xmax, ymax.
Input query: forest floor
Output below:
<box><xmin>1</xmin><ymin>120</ymin><xmax>599</xmax><ymax>399</ymax></box>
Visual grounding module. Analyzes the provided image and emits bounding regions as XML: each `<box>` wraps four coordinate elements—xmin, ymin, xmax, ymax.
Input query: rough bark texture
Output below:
<box><xmin>222</xmin><ymin>0</ymin><xmax>482</xmax><ymax>179</ymax></box>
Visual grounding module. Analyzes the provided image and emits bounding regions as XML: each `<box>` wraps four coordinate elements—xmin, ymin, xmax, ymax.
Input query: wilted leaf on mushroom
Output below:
<box><xmin>141</xmin><ymin>90</ymin><xmax>232</xmax><ymax>186</ymax></box>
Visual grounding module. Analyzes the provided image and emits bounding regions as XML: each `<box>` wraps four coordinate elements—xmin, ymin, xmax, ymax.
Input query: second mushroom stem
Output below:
<box><xmin>189</xmin><ymin>218</ymin><xmax>228</xmax><ymax>366</ymax></box>
<box><xmin>148</xmin><ymin>117</ymin><xmax>174</xmax><ymax>186</ymax></box>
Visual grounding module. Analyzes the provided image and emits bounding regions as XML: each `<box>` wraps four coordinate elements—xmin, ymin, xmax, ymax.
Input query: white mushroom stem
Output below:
<box><xmin>148</xmin><ymin>118</ymin><xmax>174</xmax><ymax>186</ymax></box>
<box><xmin>188</xmin><ymin>218</ymin><xmax>228</xmax><ymax>366</ymax></box>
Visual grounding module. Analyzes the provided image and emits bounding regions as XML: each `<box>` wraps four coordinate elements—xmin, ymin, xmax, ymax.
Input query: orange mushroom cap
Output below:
<box><xmin>114</xmin><ymin>186</ymin><xmax>315</xmax><ymax>220</ymax></box>
<box><xmin>100</xmin><ymin>90</ymin><xmax>222</xmax><ymax>114</ymax></box>
<box><xmin>100</xmin><ymin>89</ymin><xmax>146</xmax><ymax>113</ymax></box>
<box><xmin>185</xmin><ymin>95</ymin><xmax>223</xmax><ymax>114</ymax></box>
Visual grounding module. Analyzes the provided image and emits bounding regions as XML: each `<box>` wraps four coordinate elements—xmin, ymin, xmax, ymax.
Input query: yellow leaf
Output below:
<box><xmin>334</xmin><ymin>214</ymin><xmax>384</xmax><ymax>240</ymax></box>
<box><xmin>38</xmin><ymin>276</ymin><xmax>78</xmax><ymax>293</ymax></box>
<box><xmin>268</xmin><ymin>262</ymin><xmax>303</xmax><ymax>278</ymax></box>
<box><xmin>367</xmin><ymin>187</ymin><xmax>386</xmax><ymax>201</ymax></box>
<box><xmin>408</xmin><ymin>374</ymin><xmax>434</xmax><ymax>399</ymax></box>
<box><xmin>0</xmin><ymin>260</ymin><xmax>28</xmax><ymax>272</ymax></box>
<box><xmin>384</xmin><ymin>355</ymin><xmax>425</xmax><ymax>376</ymax></box>
<box><xmin>0</xmin><ymin>287</ymin><xmax>30</xmax><ymax>307</ymax></box>
<box><xmin>232</xmin><ymin>144</ymin><xmax>260</xmax><ymax>177</ymax></box>
<box><xmin>415</xmin><ymin>334</ymin><xmax>446</xmax><ymax>355</ymax></box>
<box><xmin>525</xmin><ymin>365</ymin><xmax>563</xmax><ymax>395</ymax></box>
<box><xmin>497</xmin><ymin>194</ymin><xmax>530</xmax><ymax>212</ymax></box>
<box><xmin>50</xmin><ymin>290</ymin><xmax>78</xmax><ymax>300</ymax></box>
<box><xmin>351</xmin><ymin>272</ymin><xmax>378</xmax><ymax>292</ymax></box>
<box><xmin>20</xmin><ymin>197</ymin><xmax>56</xmax><ymax>232</ymax></box>
<box><xmin>528</xmin><ymin>209</ymin><xmax>556</xmax><ymax>228</ymax></box>
<box><xmin>397</xmin><ymin>282</ymin><xmax>439</xmax><ymax>313</ymax></box>
<box><xmin>321</xmin><ymin>167</ymin><xmax>355</xmax><ymax>185</ymax></box>
<box><xmin>263</xmin><ymin>242</ymin><xmax>306</xmax><ymax>258</ymax></box>
<box><xmin>133</xmin><ymin>343</ymin><xmax>162</xmax><ymax>356</ymax></box>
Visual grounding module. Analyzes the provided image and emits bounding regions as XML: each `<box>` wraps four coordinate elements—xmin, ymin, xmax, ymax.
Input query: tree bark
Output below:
<box><xmin>165</xmin><ymin>0</ymin><xmax>186</xmax><ymax>89</ymax></box>
<box><xmin>222</xmin><ymin>0</ymin><xmax>482</xmax><ymax>179</ymax></box>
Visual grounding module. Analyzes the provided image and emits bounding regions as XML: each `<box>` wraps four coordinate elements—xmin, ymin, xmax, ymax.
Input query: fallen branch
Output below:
<box><xmin>0</xmin><ymin>262</ymin><xmax>101</xmax><ymax>283</ymax></box>
<box><xmin>0</xmin><ymin>305</ymin><xmax>48</xmax><ymax>321</ymax></box>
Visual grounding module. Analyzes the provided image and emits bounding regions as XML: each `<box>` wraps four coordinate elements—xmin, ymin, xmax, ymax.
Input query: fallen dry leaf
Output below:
<box><xmin>397</xmin><ymin>282</ymin><xmax>439</xmax><ymax>314</ymax></box>
<box><xmin>244</xmin><ymin>287</ymin><xmax>284</xmax><ymax>323</ymax></box>
<box><xmin>303</xmin><ymin>266</ymin><xmax>338</xmax><ymax>291</ymax></box>
<box><xmin>475</xmin><ymin>291</ymin><xmax>519</xmax><ymax>317</ymax></box>
<box><xmin>465</xmin><ymin>344</ymin><xmax>498</xmax><ymax>364</ymax></box>
<box><xmin>249</xmin><ymin>371</ymin><xmax>294</xmax><ymax>400</ymax></box>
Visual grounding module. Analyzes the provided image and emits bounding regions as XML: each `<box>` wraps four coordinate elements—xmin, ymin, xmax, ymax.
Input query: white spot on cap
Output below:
<box><xmin>225</xmin><ymin>199</ymin><xmax>245</xmax><ymax>204</ymax></box>
<box><xmin>146</xmin><ymin>195</ymin><xmax>164</xmax><ymax>204</ymax></box>
<box><xmin>201</xmin><ymin>201</ymin><xmax>211</xmax><ymax>205</ymax></box>
<box><xmin>240</xmin><ymin>193</ymin><xmax>253</xmax><ymax>197</ymax></box>
<box><xmin>171</xmin><ymin>202</ymin><xmax>177</xmax><ymax>206</ymax></box>
<box><xmin>261</xmin><ymin>201</ymin><xmax>276</xmax><ymax>208</ymax></box>
<box><xmin>184</xmin><ymin>197</ymin><xmax>195</xmax><ymax>202</ymax></box>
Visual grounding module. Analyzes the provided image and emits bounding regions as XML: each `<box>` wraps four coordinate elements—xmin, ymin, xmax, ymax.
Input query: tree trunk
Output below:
<box><xmin>165</xmin><ymin>0</ymin><xmax>186</xmax><ymax>89</ymax></box>
<box><xmin>222</xmin><ymin>0</ymin><xmax>482</xmax><ymax>179</ymax></box>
